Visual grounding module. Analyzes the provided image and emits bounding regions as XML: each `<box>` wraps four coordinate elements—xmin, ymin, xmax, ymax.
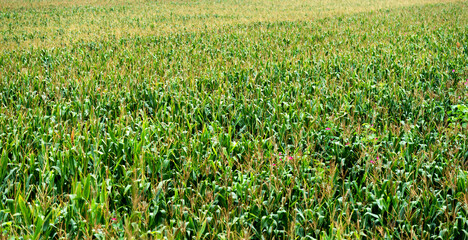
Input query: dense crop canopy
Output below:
<box><xmin>0</xmin><ymin>0</ymin><xmax>467</xmax><ymax>239</ymax></box>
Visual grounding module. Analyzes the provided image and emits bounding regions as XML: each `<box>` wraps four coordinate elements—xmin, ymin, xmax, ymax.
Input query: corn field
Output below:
<box><xmin>0</xmin><ymin>0</ymin><xmax>467</xmax><ymax>239</ymax></box>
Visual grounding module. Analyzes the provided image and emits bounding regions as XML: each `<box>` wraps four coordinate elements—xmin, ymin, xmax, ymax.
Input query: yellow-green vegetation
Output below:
<box><xmin>0</xmin><ymin>0</ymin><xmax>460</xmax><ymax>50</ymax></box>
<box><xmin>1</xmin><ymin>0</ymin><xmax>468</xmax><ymax>239</ymax></box>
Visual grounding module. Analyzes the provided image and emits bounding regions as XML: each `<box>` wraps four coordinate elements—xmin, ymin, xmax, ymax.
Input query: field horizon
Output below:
<box><xmin>0</xmin><ymin>0</ymin><xmax>463</xmax><ymax>51</ymax></box>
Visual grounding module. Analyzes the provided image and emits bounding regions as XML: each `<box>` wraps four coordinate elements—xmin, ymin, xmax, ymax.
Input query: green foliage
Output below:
<box><xmin>0</xmin><ymin>0</ymin><xmax>468</xmax><ymax>239</ymax></box>
<box><xmin>450</xmin><ymin>104</ymin><xmax>468</xmax><ymax>127</ymax></box>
